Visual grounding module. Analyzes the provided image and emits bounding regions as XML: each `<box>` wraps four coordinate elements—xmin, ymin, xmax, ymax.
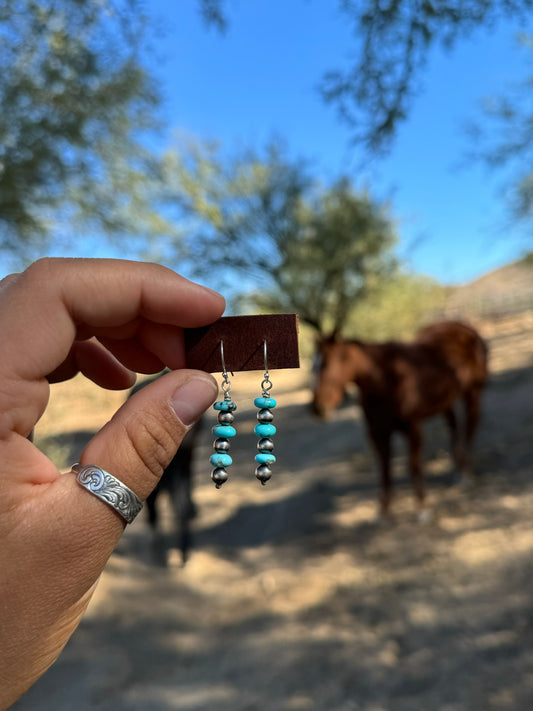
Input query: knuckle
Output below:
<box><xmin>122</xmin><ymin>409</ymin><xmax>183</xmax><ymax>484</ymax></box>
<box><xmin>25</xmin><ymin>257</ymin><xmax>54</xmax><ymax>280</ymax></box>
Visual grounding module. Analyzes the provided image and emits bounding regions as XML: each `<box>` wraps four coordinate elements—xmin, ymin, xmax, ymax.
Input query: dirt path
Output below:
<box><xmin>13</xmin><ymin>329</ymin><xmax>533</xmax><ymax>711</ymax></box>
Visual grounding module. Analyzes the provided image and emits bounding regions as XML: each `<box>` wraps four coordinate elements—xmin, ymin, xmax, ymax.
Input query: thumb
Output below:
<box><xmin>55</xmin><ymin>369</ymin><xmax>218</xmax><ymax>561</ymax></box>
<box><xmin>79</xmin><ymin>369</ymin><xmax>217</xmax><ymax>517</ymax></box>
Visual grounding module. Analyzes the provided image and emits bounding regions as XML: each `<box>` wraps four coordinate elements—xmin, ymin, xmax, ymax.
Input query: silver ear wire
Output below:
<box><xmin>220</xmin><ymin>339</ymin><xmax>234</xmax><ymax>378</ymax></box>
<box><xmin>261</xmin><ymin>339</ymin><xmax>272</xmax><ymax>395</ymax></box>
<box><xmin>220</xmin><ymin>339</ymin><xmax>234</xmax><ymax>396</ymax></box>
<box><xmin>220</xmin><ymin>338</ymin><xmax>227</xmax><ymax>374</ymax></box>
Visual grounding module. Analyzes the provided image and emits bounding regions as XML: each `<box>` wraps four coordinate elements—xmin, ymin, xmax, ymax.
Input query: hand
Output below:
<box><xmin>0</xmin><ymin>258</ymin><xmax>225</xmax><ymax>709</ymax></box>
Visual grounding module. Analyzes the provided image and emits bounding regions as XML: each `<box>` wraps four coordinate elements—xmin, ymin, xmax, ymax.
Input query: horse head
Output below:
<box><xmin>310</xmin><ymin>332</ymin><xmax>354</xmax><ymax>418</ymax></box>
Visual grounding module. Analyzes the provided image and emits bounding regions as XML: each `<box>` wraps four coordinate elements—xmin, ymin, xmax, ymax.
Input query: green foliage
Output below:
<box><xmin>0</xmin><ymin>0</ymin><xmax>173</xmax><ymax>262</ymax></box>
<box><xmin>468</xmin><ymin>34</ymin><xmax>533</xmax><ymax>228</ymax></box>
<box><xmin>253</xmin><ymin>178</ymin><xmax>398</xmax><ymax>334</ymax></box>
<box><xmin>194</xmin><ymin>0</ymin><xmax>533</xmax><ymax>152</ymax></box>
<box><xmin>166</xmin><ymin>139</ymin><xmax>398</xmax><ymax>334</ymax></box>
<box><xmin>344</xmin><ymin>271</ymin><xmax>447</xmax><ymax>341</ymax></box>
<box><xmin>163</xmin><ymin>138</ymin><xmax>312</xmax><ymax>282</ymax></box>
<box><xmin>321</xmin><ymin>0</ymin><xmax>533</xmax><ymax>153</ymax></box>
<box><xmin>198</xmin><ymin>0</ymin><xmax>227</xmax><ymax>31</ymax></box>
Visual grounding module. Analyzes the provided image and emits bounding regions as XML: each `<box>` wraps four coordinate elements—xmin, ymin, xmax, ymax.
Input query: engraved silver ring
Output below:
<box><xmin>72</xmin><ymin>464</ymin><xmax>144</xmax><ymax>524</ymax></box>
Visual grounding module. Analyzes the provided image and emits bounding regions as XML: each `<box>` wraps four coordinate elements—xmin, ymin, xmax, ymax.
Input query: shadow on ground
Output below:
<box><xmin>14</xmin><ymin>361</ymin><xmax>533</xmax><ymax>710</ymax></box>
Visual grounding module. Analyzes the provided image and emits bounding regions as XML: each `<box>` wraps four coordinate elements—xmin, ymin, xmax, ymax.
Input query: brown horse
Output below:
<box><xmin>312</xmin><ymin>321</ymin><xmax>488</xmax><ymax>517</ymax></box>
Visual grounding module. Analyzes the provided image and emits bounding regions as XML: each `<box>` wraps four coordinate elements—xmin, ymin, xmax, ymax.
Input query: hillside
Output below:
<box><xmin>442</xmin><ymin>254</ymin><xmax>533</xmax><ymax>319</ymax></box>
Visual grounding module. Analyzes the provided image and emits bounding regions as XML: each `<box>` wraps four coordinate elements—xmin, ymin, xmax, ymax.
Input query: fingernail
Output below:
<box><xmin>170</xmin><ymin>376</ymin><xmax>218</xmax><ymax>426</ymax></box>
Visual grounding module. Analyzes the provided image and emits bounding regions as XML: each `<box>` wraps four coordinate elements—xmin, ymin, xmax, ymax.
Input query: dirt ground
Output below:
<box><xmin>13</xmin><ymin>316</ymin><xmax>533</xmax><ymax>711</ymax></box>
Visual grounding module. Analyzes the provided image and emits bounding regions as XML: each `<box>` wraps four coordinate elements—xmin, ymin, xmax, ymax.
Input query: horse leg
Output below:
<box><xmin>444</xmin><ymin>406</ymin><xmax>464</xmax><ymax>481</ymax></box>
<box><xmin>179</xmin><ymin>473</ymin><xmax>195</xmax><ymax>564</ymax></box>
<box><xmin>169</xmin><ymin>460</ymin><xmax>195</xmax><ymax>565</ymax></box>
<box><xmin>462</xmin><ymin>386</ymin><xmax>482</xmax><ymax>477</ymax></box>
<box><xmin>146</xmin><ymin>487</ymin><xmax>159</xmax><ymax>530</ymax></box>
<box><xmin>406</xmin><ymin>422</ymin><xmax>428</xmax><ymax>518</ymax></box>
<box><xmin>369</xmin><ymin>426</ymin><xmax>393</xmax><ymax>517</ymax></box>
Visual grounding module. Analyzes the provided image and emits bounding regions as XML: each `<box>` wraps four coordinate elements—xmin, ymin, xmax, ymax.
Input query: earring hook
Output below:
<box><xmin>261</xmin><ymin>339</ymin><xmax>272</xmax><ymax>394</ymax></box>
<box><xmin>263</xmin><ymin>339</ymin><xmax>269</xmax><ymax>375</ymax></box>
<box><xmin>220</xmin><ymin>339</ymin><xmax>234</xmax><ymax>380</ymax></box>
<box><xmin>220</xmin><ymin>339</ymin><xmax>227</xmax><ymax>376</ymax></box>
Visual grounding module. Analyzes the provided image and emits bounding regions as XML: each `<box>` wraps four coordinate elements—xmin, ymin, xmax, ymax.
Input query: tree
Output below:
<box><xmin>0</xmin><ymin>0</ymin><xmax>174</xmax><ymax>263</ymax></box>
<box><xmin>166</xmin><ymin>139</ymin><xmax>397</xmax><ymax>334</ymax></box>
<box><xmin>199</xmin><ymin>0</ymin><xmax>533</xmax><ymax>153</ymax></box>
<box><xmin>256</xmin><ymin>178</ymin><xmax>398</xmax><ymax>335</ymax></box>
<box><xmin>320</xmin><ymin>0</ymin><xmax>533</xmax><ymax>153</ymax></box>
<box><xmin>345</xmin><ymin>271</ymin><xmax>447</xmax><ymax>340</ymax></box>
<box><xmin>468</xmin><ymin>34</ymin><xmax>533</xmax><ymax>225</ymax></box>
<box><xmin>198</xmin><ymin>0</ymin><xmax>228</xmax><ymax>31</ymax></box>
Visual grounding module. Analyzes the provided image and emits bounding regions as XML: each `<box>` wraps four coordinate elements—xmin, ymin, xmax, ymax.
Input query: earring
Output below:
<box><xmin>211</xmin><ymin>340</ymin><xmax>237</xmax><ymax>489</ymax></box>
<box><xmin>254</xmin><ymin>340</ymin><xmax>276</xmax><ymax>485</ymax></box>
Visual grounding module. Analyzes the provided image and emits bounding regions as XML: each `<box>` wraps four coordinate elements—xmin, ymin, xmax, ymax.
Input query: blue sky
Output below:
<box><xmin>144</xmin><ymin>0</ymin><xmax>532</xmax><ymax>285</ymax></box>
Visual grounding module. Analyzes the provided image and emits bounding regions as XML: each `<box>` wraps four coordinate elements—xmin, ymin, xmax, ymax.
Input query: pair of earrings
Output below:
<box><xmin>210</xmin><ymin>340</ymin><xmax>276</xmax><ymax>489</ymax></box>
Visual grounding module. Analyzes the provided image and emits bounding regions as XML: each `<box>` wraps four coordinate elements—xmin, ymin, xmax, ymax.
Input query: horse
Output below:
<box><xmin>128</xmin><ymin>375</ymin><xmax>203</xmax><ymax>563</ymax></box>
<box><xmin>311</xmin><ymin>321</ymin><xmax>488</xmax><ymax>517</ymax></box>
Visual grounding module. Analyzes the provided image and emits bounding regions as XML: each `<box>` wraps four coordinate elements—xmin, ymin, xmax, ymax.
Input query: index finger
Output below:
<box><xmin>0</xmin><ymin>258</ymin><xmax>225</xmax><ymax>383</ymax></box>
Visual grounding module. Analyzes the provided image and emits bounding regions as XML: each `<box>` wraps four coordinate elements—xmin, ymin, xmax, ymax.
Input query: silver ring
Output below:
<box><xmin>73</xmin><ymin>464</ymin><xmax>144</xmax><ymax>524</ymax></box>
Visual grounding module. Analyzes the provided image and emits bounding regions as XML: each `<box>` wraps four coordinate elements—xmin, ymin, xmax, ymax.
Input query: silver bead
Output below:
<box><xmin>255</xmin><ymin>463</ymin><xmax>272</xmax><ymax>485</ymax></box>
<box><xmin>257</xmin><ymin>408</ymin><xmax>274</xmax><ymax>423</ymax></box>
<box><xmin>211</xmin><ymin>467</ymin><xmax>229</xmax><ymax>488</ymax></box>
<box><xmin>218</xmin><ymin>411</ymin><xmax>235</xmax><ymax>424</ymax></box>
<box><xmin>257</xmin><ymin>437</ymin><xmax>274</xmax><ymax>452</ymax></box>
<box><xmin>214</xmin><ymin>438</ymin><xmax>230</xmax><ymax>452</ymax></box>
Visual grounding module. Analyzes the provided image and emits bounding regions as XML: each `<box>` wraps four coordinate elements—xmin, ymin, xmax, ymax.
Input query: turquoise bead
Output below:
<box><xmin>255</xmin><ymin>453</ymin><xmax>276</xmax><ymax>464</ymax></box>
<box><xmin>212</xmin><ymin>424</ymin><xmax>236</xmax><ymax>438</ymax></box>
<box><xmin>254</xmin><ymin>396</ymin><xmax>277</xmax><ymax>409</ymax></box>
<box><xmin>214</xmin><ymin>400</ymin><xmax>237</xmax><ymax>411</ymax></box>
<box><xmin>254</xmin><ymin>423</ymin><xmax>276</xmax><ymax>437</ymax></box>
<box><xmin>210</xmin><ymin>453</ymin><xmax>233</xmax><ymax>468</ymax></box>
